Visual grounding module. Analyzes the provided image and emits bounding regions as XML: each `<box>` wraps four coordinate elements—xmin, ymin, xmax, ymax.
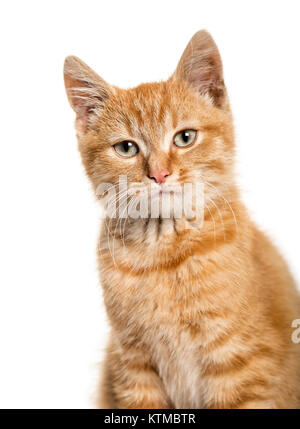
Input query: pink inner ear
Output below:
<box><xmin>66</xmin><ymin>82</ymin><xmax>95</xmax><ymax>132</ymax></box>
<box><xmin>65</xmin><ymin>81</ymin><xmax>106</xmax><ymax>132</ymax></box>
<box><xmin>188</xmin><ymin>56</ymin><xmax>225</xmax><ymax>107</ymax></box>
<box><xmin>74</xmin><ymin>104</ymin><xmax>91</xmax><ymax>133</ymax></box>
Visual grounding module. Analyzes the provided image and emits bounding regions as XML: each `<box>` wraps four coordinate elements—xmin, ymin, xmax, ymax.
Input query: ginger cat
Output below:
<box><xmin>64</xmin><ymin>30</ymin><xmax>300</xmax><ymax>409</ymax></box>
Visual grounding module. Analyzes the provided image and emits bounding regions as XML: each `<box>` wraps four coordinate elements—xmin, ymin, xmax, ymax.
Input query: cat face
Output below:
<box><xmin>64</xmin><ymin>31</ymin><xmax>235</xmax><ymax>220</ymax></box>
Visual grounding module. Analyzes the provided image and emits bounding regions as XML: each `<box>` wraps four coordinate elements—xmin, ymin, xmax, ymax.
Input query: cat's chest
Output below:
<box><xmin>102</xmin><ymin>252</ymin><xmax>218</xmax><ymax>408</ymax></box>
<box><xmin>150</xmin><ymin>321</ymin><xmax>206</xmax><ymax>409</ymax></box>
<box><xmin>136</xmin><ymin>290</ymin><xmax>207</xmax><ymax>408</ymax></box>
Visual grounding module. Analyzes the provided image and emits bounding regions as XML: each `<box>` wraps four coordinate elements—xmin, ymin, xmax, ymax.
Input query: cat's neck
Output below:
<box><xmin>104</xmin><ymin>216</ymin><xmax>203</xmax><ymax>247</ymax></box>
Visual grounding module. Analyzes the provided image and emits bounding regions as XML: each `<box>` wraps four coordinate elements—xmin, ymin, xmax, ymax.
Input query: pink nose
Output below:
<box><xmin>149</xmin><ymin>170</ymin><xmax>170</xmax><ymax>184</ymax></box>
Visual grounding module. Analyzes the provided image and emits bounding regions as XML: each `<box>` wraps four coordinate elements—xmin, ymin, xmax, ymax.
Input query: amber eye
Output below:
<box><xmin>174</xmin><ymin>130</ymin><xmax>197</xmax><ymax>147</ymax></box>
<box><xmin>113</xmin><ymin>141</ymin><xmax>139</xmax><ymax>158</ymax></box>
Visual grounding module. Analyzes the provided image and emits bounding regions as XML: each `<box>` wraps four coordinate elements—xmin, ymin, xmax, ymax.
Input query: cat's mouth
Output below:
<box><xmin>101</xmin><ymin>179</ymin><xmax>204</xmax><ymax>222</ymax></box>
<box><xmin>150</xmin><ymin>183</ymin><xmax>183</xmax><ymax>197</ymax></box>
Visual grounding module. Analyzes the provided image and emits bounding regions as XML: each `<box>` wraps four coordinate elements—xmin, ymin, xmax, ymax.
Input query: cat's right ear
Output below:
<box><xmin>64</xmin><ymin>56</ymin><xmax>113</xmax><ymax>133</ymax></box>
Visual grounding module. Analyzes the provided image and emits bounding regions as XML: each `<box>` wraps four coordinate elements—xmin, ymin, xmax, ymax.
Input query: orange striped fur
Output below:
<box><xmin>64</xmin><ymin>31</ymin><xmax>300</xmax><ymax>409</ymax></box>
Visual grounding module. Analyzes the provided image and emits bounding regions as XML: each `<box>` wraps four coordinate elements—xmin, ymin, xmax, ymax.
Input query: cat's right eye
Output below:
<box><xmin>113</xmin><ymin>141</ymin><xmax>139</xmax><ymax>158</ymax></box>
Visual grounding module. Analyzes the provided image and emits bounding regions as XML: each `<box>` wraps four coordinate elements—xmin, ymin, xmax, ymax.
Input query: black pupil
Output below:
<box><xmin>123</xmin><ymin>142</ymin><xmax>132</xmax><ymax>152</ymax></box>
<box><xmin>182</xmin><ymin>131</ymin><xmax>190</xmax><ymax>142</ymax></box>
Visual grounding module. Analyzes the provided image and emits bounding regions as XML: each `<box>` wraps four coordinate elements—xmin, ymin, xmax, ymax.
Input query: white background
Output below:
<box><xmin>0</xmin><ymin>0</ymin><xmax>299</xmax><ymax>408</ymax></box>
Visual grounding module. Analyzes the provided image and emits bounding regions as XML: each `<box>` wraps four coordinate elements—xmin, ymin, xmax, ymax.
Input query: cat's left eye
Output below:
<box><xmin>174</xmin><ymin>129</ymin><xmax>197</xmax><ymax>148</ymax></box>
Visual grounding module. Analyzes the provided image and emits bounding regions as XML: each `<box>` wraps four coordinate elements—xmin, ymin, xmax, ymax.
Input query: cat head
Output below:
<box><xmin>64</xmin><ymin>30</ymin><xmax>235</xmax><ymax>220</ymax></box>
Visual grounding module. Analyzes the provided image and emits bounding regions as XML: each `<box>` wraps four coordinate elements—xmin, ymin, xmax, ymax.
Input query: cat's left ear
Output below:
<box><xmin>172</xmin><ymin>30</ymin><xmax>226</xmax><ymax>108</ymax></box>
<box><xmin>64</xmin><ymin>56</ymin><xmax>113</xmax><ymax>133</ymax></box>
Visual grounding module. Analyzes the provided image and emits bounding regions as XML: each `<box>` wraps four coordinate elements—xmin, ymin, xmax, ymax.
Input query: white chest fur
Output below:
<box><xmin>151</xmin><ymin>326</ymin><xmax>206</xmax><ymax>409</ymax></box>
